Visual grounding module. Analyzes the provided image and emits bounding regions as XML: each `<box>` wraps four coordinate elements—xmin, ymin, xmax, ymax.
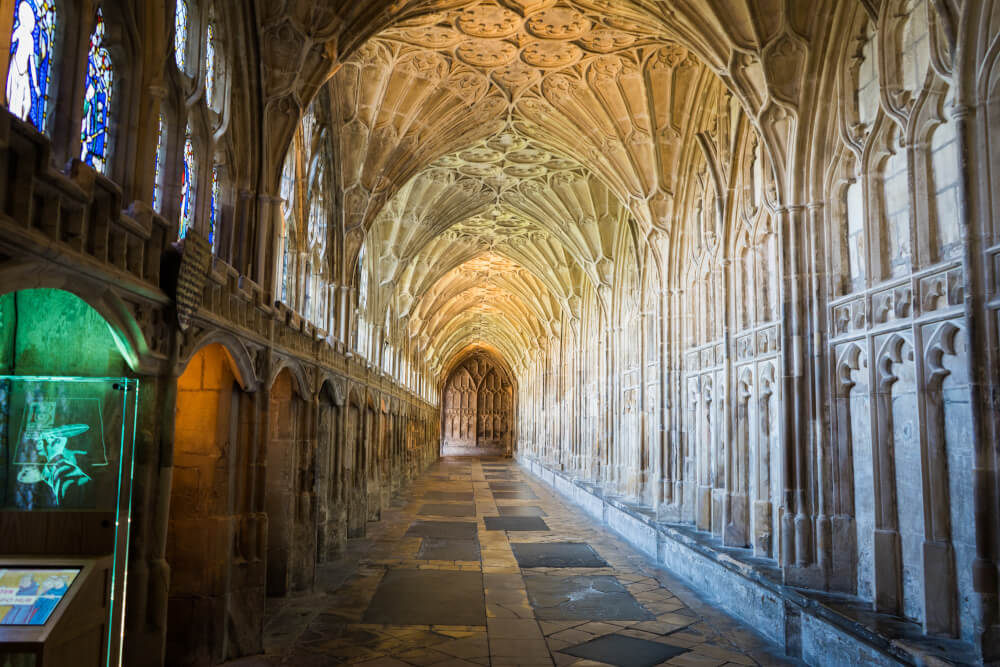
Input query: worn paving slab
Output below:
<box><xmin>364</xmin><ymin>569</ymin><xmax>486</xmax><ymax>626</ymax></box>
<box><xmin>523</xmin><ymin>574</ymin><xmax>655</xmax><ymax>621</ymax></box>
<box><xmin>425</xmin><ymin>491</ymin><xmax>476</xmax><ymax>501</ymax></box>
<box><xmin>228</xmin><ymin>458</ymin><xmax>798</xmax><ymax>667</ymax></box>
<box><xmin>560</xmin><ymin>633</ymin><xmax>687</xmax><ymax>666</ymax></box>
<box><xmin>511</xmin><ymin>543</ymin><xmax>608</xmax><ymax>568</ymax></box>
<box><xmin>417</xmin><ymin>537</ymin><xmax>482</xmax><ymax>561</ymax></box>
<box><xmin>405</xmin><ymin>520</ymin><xmax>479</xmax><ymax>540</ymax></box>
<box><xmin>497</xmin><ymin>505</ymin><xmax>547</xmax><ymax>517</ymax></box>
<box><xmin>492</xmin><ymin>490</ymin><xmax>540</xmax><ymax>500</ymax></box>
<box><xmin>484</xmin><ymin>516</ymin><xmax>550</xmax><ymax>532</ymax></box>
<box><xmin>418</xmin><ymin>503</ymin><xmax>478</xmax><ymax>517</ymax></box>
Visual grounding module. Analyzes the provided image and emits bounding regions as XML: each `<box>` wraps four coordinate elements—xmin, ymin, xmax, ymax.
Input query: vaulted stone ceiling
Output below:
<box><xmin>296</xmin><ymin>0</ymin><xmax>825</xmax><ymax>376</ymax></box>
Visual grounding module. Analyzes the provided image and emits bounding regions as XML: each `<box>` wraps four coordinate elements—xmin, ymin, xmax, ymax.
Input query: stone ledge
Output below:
<box><xmin>519</xmin><ymin>457</ymin><xmax>978</xmax><ymax>667</ymax></box>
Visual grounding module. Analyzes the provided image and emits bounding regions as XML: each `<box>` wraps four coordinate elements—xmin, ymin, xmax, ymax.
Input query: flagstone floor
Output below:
<box><xmin>226</xmin><ymin>458</ymin><xmax>798</xmax><ymax>667</ymax></box>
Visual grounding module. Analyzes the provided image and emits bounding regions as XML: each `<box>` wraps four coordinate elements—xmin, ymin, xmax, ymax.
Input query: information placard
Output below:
<box><xmin>0</xmin><ymin>568</ymin><xmax>80</xmax><ymax>626</ymax></box>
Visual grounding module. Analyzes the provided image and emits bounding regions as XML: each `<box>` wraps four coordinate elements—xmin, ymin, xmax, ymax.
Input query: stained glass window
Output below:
<box><xmin>174</xmin><ymin>0</ymin><xmax>188</xmax><ymax>71</ymax></box>
<box><xmin>209</xmin><ymin>164</ymin><xmax>220</xmax><ymax>248</ymax></box>
<box><xmin>6</xmin><ymin>0</ymin><xmax>56</xmax><ymax>130</ymax></box>
<box><xmin>153</xmin><ymin>113</ymin><xmax>165</xmax><ymax>212</ymax></box>
<box><xmin>204</xmin><ymin>20</ymin><xmax>216</xmax><ymax>108</ymax></box>
<box><xmin>179</xmin><ymin>125</ymin><xmax>195</xmax><ymax>238</ymax></box>
<box><xmin>279</xmin><ymin>148</ymin><xmax>295</xmax><ymax>304</ymax></box>
<box><xmin>79</xmin><ymin>8</ymin><xmax>113</xmax><ymax>172</ymax></box>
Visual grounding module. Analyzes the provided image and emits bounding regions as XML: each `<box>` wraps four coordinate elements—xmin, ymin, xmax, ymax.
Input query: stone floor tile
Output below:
<box><xmin>354</xmin><ymin>657</ymin><xmax>414</xmax><ymax>667</ymax></box>
<box><xmin>687</xmin><ymin>645</ymin><xmax>754</xmax><ymax>664</ymax></box>
<box><xmin>484</xmin><ymin>516</ymin><xmax>550</xmax><ymax>531</ymax></box>
<box><xmin>490</xmin><ymin>658</ymin><xmax>555</xmax><ymax>666</ymax></box>
<box><xmin>539</xmin><ymin>621</ymin><xmax>583</xmax><ymax>636</ymax></box>
<box><xmin>488</xmin><ymin>637</ymin><xmax>551</xmax><ymax>657</ymax></box>
<box><xmin>394</xmin><ymin>649</ymin><xmax>454</xmax><ymax>665</ymax></box>
<box><xmin>498</xmin><ymin>505</ymin><xmax>548</xmax><ymax>517</ymax></box>
<box><xmin>511</xmin><ymin>542</ymin><xmax>608</xmax><ymax>568</ymax></box>
<box><xmin>664</xmin><ymin>653</ymin><xmax>726</xmax><ymax>666</ymax></box>
<box><xmin>549</xmin><ymin>628</ymin><xmax>595</xmax><ymax>644</ymax></box>
<box><xmin>430</xmin><ymin>659</ymin><xmax>482</xmax><ymax>667</ymax></box>
<box><xmin>487</xmin><ymin>618</ymin><xmax>544</xmax><ymax>639</ymax></box>
<box><xmin>560</xmin><ymin>632</ymin><xmax>688</xmax><ymax>667</ymax></box>
<box><xmin>363</xmin><ymin>569</ymin><xmax>486</xmax><ymax>626</ymax></box>
<box><xmin>572</xmin><ymin>622</ymin><xmax>622</xmax><ymax>636</ymax></box>
<box><xmin>418</xmin><ymin>503</ymin><xmax>478</xmax><ymax>518</ymax></box>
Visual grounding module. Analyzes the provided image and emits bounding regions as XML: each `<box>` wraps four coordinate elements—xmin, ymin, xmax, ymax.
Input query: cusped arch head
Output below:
<box><xmin>0</xmin><ymin>261</ymin><xmax>154</xmax><ymax>374</ymax></box>
<box><xmin>875</xmin><ymin>333</ymin><xmax>913</xmax><ymax>389</ymax></box>
<box><xmin>924</xmin><ymin>321</ymin><xmax>963</xmax><ymax>389</ymax></box>
<box><xmin>836</xmin><ymin>342</ymin><xmax>868</xmax><ymax>393</ymax></box>
<box><xmin>347</xmin><ymin>385</ymin><xmax>364</xmax><ymax>408</ymax></box>
<box><xmin>269</xmin><ymin>356</ymin><xmax>311</xmax><ymax>398</ymax></box>
<box><xmin>319</xmin><ymin>373</ymin><xmax>347</xmax><ymax>406</ymax></box>
<box><xmin>179</xmin><ymin>330</ymin><xmax>259</xmax><ymax>391</ymax></box>
<box><xmin>440</xmin><ymin>345</ymin><xmax>518</xmax><ymax>394</ymax></box>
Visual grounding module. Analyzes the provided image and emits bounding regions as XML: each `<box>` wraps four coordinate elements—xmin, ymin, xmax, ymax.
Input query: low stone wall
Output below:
<box><xmin>520</xmin><ymin>457</ymin><xmax>939</xmax><ymax>667</ymax></box>
<box><xmin>441</xmin><ymin>444</ymin><xmax>509</xmax><ymax>457</ymax></box>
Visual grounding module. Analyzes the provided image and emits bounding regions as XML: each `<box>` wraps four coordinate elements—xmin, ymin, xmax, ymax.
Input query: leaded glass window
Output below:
<box><xmin>179</xmin><ymin>125</ymin><xmax>195</xmax><ymax>238</ymax></box>
<box><xmin>204</xmin><ymin>20</ymin><xmax>216</xmax><ymax>108</ymax></box>
<box><xmin>80</xmin><ymin>8</ymin><xmax>113</xmax><ymax>172</ymax></box>
<box><xmin>279</xmin><ymin>147</ymin><xmax>295</xmax><ymax>303</ymax></box>
<box><xmin>174</xmin><ymin>0</ymin><xmax>188</xmax><ymax>71</ymax></box>
<box><xmin>153</xmin><ymin>113</ymin><xmax>166</xmax><ymax>212</ymax></box>
<box><xmin>6</xmin><ymin>0</ymin><xmax>56</xmax><ymax>130</ymax></box>
<box><xmin>209</xmin><ymin>163</ymin><xmax>220</xmax><ymax>248</ymax></box>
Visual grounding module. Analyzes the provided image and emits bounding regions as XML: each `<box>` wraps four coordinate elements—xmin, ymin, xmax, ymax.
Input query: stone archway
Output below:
<box><xmin>441</xmin><ymin>350</ymin><xmax>515</xmax><ymax>457</ymax></box>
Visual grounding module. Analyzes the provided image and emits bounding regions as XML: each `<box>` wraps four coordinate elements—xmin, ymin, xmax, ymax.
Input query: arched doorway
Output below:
<box><xmin>440</xmin><ymin>350</ymin><xmax>515</xmax><ymax>457</ymax></box>
<box><xmin>316</xmin><ymin>379</ymin><xmax>345</xmax><ymax>561</ymax></box>
<box><xmin>166</xmin><ymin>342</ymin><xmax>259</xmax><ymax>665</ymax></box>
<box><xmin>265</xmin><ymin>367</ymin><xmax>315</xmax><ymax>596</ymax></box>
<box><xmin>345</xmin><ymin>389</ymin><xmax>366</xmax><ymax>538</ymax></box>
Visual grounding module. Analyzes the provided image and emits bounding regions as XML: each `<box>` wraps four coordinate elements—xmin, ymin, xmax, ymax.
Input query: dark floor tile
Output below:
<box><xmin>424</xmin><ymin>491</ymin><xmax>475</xmax><ymax>501</ymax></box>
<box><xmin>418</xmin><ymin>503</ymin><xmax>477</xmax><ymax>517</ymax></box>
<box><xmin>489</xmin><ymin>482</ymin><xmax>528</xmax><ymax>490</ymax></box>
<box><xmin>561</xmin><ymin>633</ymin><xmax>687</xmax><ymax>667</ymax></box>
<box><xmin>497</xmin><ymin>505</ymin><xmax>547</xmax><ymax>517</ymax></box>
<box><xmin>523</xmin><ymin>574</ymin><xmax>655</xmax><ymax>621</ymax></box>
<box><xmin>405</xmin><ymin>520</ymin><xmax>479</xmax><ymax>540</ymax></box>
<box><xmin>418</xmin><ymin>537</ymin><xmax>481</xmax><ymax>561</ymax></box>
<box><xmin>483</xmin><ymin>516</ymin><xmax>549</xmax><ymax>531</ymax></box>
<box><xmin>511</xmin><ymin>542</ymin><xmax>608</xmax><ymax>568</ymax></box>
<box><xmin>492</xmin><ymin>490</ymin><xmax>539</xmax><ymax>500</ymax></box>
<box><xmin>363</xmin><ymin>569</ymin><xmax>485</xmax><ymax>625</ymax></box>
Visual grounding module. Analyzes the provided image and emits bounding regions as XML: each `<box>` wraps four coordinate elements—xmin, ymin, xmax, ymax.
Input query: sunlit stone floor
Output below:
<box><xmin>226</xmin><ymin>458</ymin><xmax>798</xmax><ymax>667</ymax></box>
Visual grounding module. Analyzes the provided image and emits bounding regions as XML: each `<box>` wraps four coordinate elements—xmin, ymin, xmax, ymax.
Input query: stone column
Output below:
<box><xmin>952</xmin><ymin>98</ymin><xmax>999</xmax><ymax>660</ymax></box>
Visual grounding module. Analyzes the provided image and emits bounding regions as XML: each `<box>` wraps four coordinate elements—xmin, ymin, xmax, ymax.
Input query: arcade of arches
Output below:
<box><xmin>0</xmin><ymin>0</ymin><xmax>998</xmax><ymax>665</ymax></box>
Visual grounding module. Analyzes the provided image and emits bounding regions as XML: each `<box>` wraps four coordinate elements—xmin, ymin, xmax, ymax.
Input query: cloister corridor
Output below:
<box><xmin>0</xmin><ymin>0</ymin><xmax>997</xmax><ymax>666</ymax></box>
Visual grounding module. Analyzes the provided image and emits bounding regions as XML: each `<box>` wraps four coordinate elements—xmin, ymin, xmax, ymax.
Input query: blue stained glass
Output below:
<box><xmin>179</xmin><ymin>126</ymin><xmax>194</xmax><ymax>238</ymax></box>
<box><xmin>174</xmin><ymin>0</ymin><xmax>187</xmax><ymax>71</ymax></box>
<box><xmin>209</xmin><ymin>164</ymin><xmax>220</xmax><ymax>247</ymax></box>
<box><xmin>6</xmin><ymin>0</ymin><xmax>56</xmax><ymax>130</ymax></box>
<box><xmin>204</xmin><ymin>21</ymin><xmax>216</xmax><ymax>108</ymax></box>
<box><xmin>80</xmin><ymin>8</ymin><xmax>113</xmax><ymax>172</ymax></box>
<box><xmin>153</xmin><ymin>113</ymin><xmax>165</xmax><ymax>211</ymax></box>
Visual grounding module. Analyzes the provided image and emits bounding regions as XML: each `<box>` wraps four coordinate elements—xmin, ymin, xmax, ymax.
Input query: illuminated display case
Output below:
<box><xmin>0</xmin><ymin>376</ymin><xmax>138</xmax><ymax>667</ymax></box>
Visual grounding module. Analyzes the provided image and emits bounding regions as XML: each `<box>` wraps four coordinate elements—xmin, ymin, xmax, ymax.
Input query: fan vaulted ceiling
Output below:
<box><xmin>288</xmin><ymin>0</ymin><xmax>812</xmax><ymax>376</ymax></box>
